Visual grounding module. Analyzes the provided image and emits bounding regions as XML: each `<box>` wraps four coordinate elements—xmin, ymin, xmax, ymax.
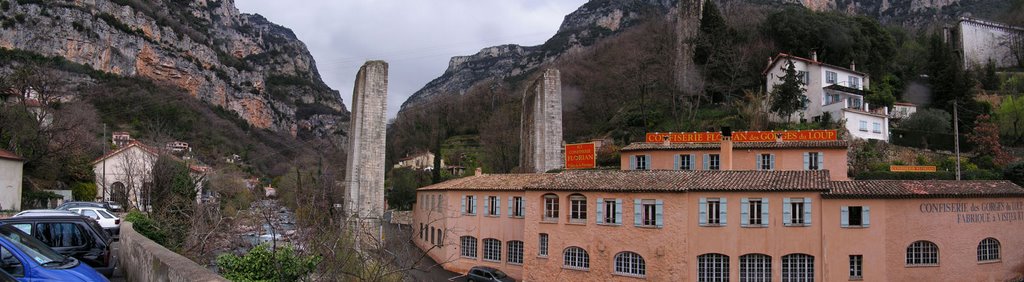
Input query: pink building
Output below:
<box><xmin>413</xmin><ymin>171</ymin><xmax>1024</xmax><ymax>281</ymax></box>
<box><xmin>620</xmin><ymin>139</ymin><xmax>850</xmax><ymax>180</ymax></box>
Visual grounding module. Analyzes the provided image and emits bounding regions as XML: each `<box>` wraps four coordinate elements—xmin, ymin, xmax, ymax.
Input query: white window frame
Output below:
<box><xmin>563</xmin><ymin>247</ymin><xmax>590</xmax><ymax>270</ymax></box>
<box><xmin>482</xmin><ymin>238</ymin><xmax>501</xmax><ymax>262</ymax></box>
<box><xmin>679</xmin><ymin>154</ymin><xmax>692</xmax><ymax>170</ymax></box>
<box><xmin>850</xmin><ymin>255</ymin><xmax>863</xmax><ymax>280</ymax></box>
<box><xmin>487</xmin><ymin>196</ymin><xmax>499</xmax><ymax>216</ymax></box>
<box><xmin>849</xmin><ymin>76</ymin><xmax>860</xmax><ymax>89</ymax></box>
<box><xmin>507</xmin><ymin>240</ymin><xmax>524</xmax><ymax>265</ymax></box>
<box><xmin>569</xmin><ymin>194</ymin><xmax>587</xmax><ymax>223</ymax></box>
<box><xmin>740</xmin><ymin>254</ymin><xmax>772</xmax><ymax>282</ymax></box>
<box><xmin>758</xmin><ymin>154</ymin><xmax>774</xmax><ymax>171</ymax></box>
<box><xmin>708</xmin><ymin>198</ymin><xmax>722</xmax><ymax>225</ymax></box>
<box><xmin>599</xmin><ymin>198</ymin><xmax>621</xmax><ymax>225</ymax></box>
<box><xmin>635</xmin><ymin>155</ymin><xmax>648</xmax><ymax>170</ymax></box>
<box><xmin>977</xmin><ymin>238</ymin><xmax>1000</xmax><ymax>262</ymax></box>
<box><xmin>464</xmin><ymin>195</ymin><xmax>476</xmax><ymax>215</ymax></box>
<box><xmin>538</xmin><ymin>233</ymin><xmax>549</xmax><ymax>257</ymax></box>
<box><xmin>826</xmin><ymin>71</ymin><xmax>837</xmax><ymax>84</ymax></box>
<box><xmin>708</xmin><ymin>154</ymin><xmax>720</xmax><ymax>170</ymax></box>
<box><xmin>782</xmin><ymin>253</ymin><xmax>815</xmax><ymax>282</ymax></box>
<box><xmin>543</xmin><ymin>194</ymin><xmax>559</xmax><ymax>222</ymax></box>
<box><xmin>784</xmin><ymin>197</ymin><xmax>812</xmax><ymax>227</ymax></box>
<box><xmin>698</xmin><ymin>253</ymin><xmax>730</xmax><ymax>282</ymax></box>
<box><xmin>906</xmin><ymin>241</ymin><xmax>938</xmax><ymax>266</ymax></box>
<box><xmin>749</xmin><ymin>199</ymin><xmax>763</xmax><ymax>225</ymax></box>
<box><xmin>859</xmin><ymin>120</ymin><xmax>868</xmax><ymax>132</ymax></box>
<box><xmin>512</xmin><ymin>196</ymin><xmax>524</xmax><ymax>218</ymax></box>
<box><xmin>807</xmin><ymin>152</ymin><xmax>820</xmax><ymax>170</ymax></box>
<box><xmin>460</xmin><ymin>236</ymin><xmax>477</xmax><ymax>258</ymax></box>
<box><xmin>872</xmin><ymin>122</ymin><xmax>881</xmax><ymax>133</ymax></box>
<box><xmin>641</xmin><ymin>199</ymin><xmax>657</xmax><ymax>227</ymax></box>
<box><xmin>614</xmin><ymin>251</ymin><xmax>646</xmax><ymax>278</ymax></box>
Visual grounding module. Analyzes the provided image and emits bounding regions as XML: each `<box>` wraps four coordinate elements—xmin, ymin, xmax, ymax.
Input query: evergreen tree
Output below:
<box><xmin>926</xmin><ymin>34</ymin><xmax>974</xmax><ymax>108</ymax></box>
<box><xmin>692</xmin><ymin>0</ymin><xmax>742</xmax><ymax>101</ymax></box>
<box><xmin>769</xmin><ymin>60</ymin><xmax>808</xmax><ymax>123</ymax></box>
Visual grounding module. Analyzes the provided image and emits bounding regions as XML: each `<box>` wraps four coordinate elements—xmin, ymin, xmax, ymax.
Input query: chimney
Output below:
<box><xmin>850</xmin><ymin>61</ymin><xmax>856</xmax><ymax>72</ymax></box>
<box><xmin>767</xmin><ymin>56</ymin><xmax>774</xmax><ymax>68</ymax></box>
<box><xmin>811</xmin><ymin>51</ymin><xmax>818</xmax><ymax>62</ymax></box>
<box><xmin>720</xmin><ymin>127</ymin><xmax>733</xmax><ymax>171</ymax></box>
<box><xmin>475</xmin><ymin>167</ymin><xmax>483</xmax><ymax>176</ymax></box>
<box><xmin>662</xmin><ymin>134</ymin><xmax>671</xmax><ymax>146</ymax></box>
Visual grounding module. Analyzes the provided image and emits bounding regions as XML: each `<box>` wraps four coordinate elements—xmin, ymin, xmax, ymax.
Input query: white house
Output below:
<box><xmin>393</xmin><ymin>151</ymin><xmax>444</xmax><ymax>171</ymax></box>
<box><xmin>890</xmin><ymin>102</ymin><xmax>918</xmax><ymax>120</ymax></box>
<box><xmin>764</xmin><ymin>53</ymin><xmax>890</xmax><ymax>141</ymax></box>
<box><xmin>0</xmin><ymin>149</ymin><xmax>25</xmax><ymax>211</ymax></box>
<box><xmin>91</xmin><ymin>141</ymin><xmax>210</xmax><ymax>210</ymax></box>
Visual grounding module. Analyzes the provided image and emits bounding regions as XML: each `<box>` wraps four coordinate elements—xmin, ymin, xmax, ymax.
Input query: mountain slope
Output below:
<box><xmin>0</xmin><ymin>0</ymin><xmax>347</xmax><ymax>139</ymax></box>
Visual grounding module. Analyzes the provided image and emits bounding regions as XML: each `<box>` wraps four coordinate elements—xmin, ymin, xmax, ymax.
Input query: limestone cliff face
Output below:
<box><xmin>399</xmin><ymin>0</ymin><xmax>674</xmax><ymax>111</ymax></box>
<box><xmin>0</xmin><ymin>0</ymin><xmax>348</xmax><ymax>138</ymax></box>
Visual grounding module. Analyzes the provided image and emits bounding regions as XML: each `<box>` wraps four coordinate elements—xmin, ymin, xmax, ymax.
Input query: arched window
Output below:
<box><xmin>483</xmin><ymin>238</ymin><xmax>502</xmax><ymax>261</ymax></box>
<box><xmin>698</xmin><ymin>253</ymin><xmax>729</xmax><ymax>282</ymax></box>
<box><xmin>507</xmin><ymin>240</ymin><xmax>524</xmax><ymax>264</ymax></box>
<box><xmin>111</xmin><ymin>182</ymin><xmax>128</xmax><ymax>209</ymax></box>
<box><xmin>740</xmin><ymin>253</ymin><xmax>772</xmax><ymax>282</ymax></box>
<box><xmin>614</xmin><ymin>251</ymin><xmax>646</xmax><ymax>277</ymax></box>
<box><xmin>435</xmin><ymin>228</ymin><xmax>443</xmax><ymax>246</ymax></box>
<box><xmin>977</xmin><ymin>238</ymin><xmax>1000</xmax><ymax>262</ymax></box>
<box><xmin>569</xmin><ymin>194</ymin><xmax>587</xmax><ymax>223</ymax></box>
<box><xmin>460</xmin><ymin>236</ymin><xmax>477</xmax><ymax>258</ymax></box>
<box><xmin>543</xmin><ymin>194</ymin><xmax>559</xmax><ymax>221</ymax></box>
<box><xmin>782</xmin><ymin>253</ymin><xmax>815</xmax><ymax>282</ymax></box>
<box><xmin>563</xmin><ymin>246</ymin><xmax>589</xmax><ymax>270</ymax></box>
<box><xmin>906</xmin><ymin>241</ymin><xmax>938</xmax><ymax>265</ymax></box>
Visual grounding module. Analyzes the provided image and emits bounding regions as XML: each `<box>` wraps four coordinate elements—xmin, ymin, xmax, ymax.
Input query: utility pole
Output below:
<box><xmin>954</xmin><ymin>101</ymin><xmax>961</xmax><ymax>181</ymax></box>
<box><xmin>102</xmin><ymin>124</ymin><xmax>107</xmax><ymax>201</ymax></box>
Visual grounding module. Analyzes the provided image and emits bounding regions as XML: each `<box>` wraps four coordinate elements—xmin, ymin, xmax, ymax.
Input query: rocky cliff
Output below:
<box><xmin>0</xmin><ymin>0</ymin><xmax>347</xmax><ymax>138</ymax></box>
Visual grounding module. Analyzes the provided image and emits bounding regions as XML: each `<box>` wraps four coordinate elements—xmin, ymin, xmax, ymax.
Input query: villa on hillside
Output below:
<box><xmin>92</xmin><ymin>141</ymin><xmax>211</xmax><ymax>210</ymax></box>
<box><xmin>764</xmin><ymin>53</ymin><xmax>889</xmax><ymax>141</ymax></box>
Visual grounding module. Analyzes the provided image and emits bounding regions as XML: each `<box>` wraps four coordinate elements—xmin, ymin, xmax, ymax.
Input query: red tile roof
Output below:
<box><xmin>825</xmin><ymin>180</ymin><xmax>1024</xmax><ymax>198</ymax></box>
<box><xmin>621</xmin><ymin>140</ymin><xmax>849</xmax><ymax>151</ymax></box>
<box><xmin>762</xmin><ymin>53</ymin><xmax>867</xmax><ymax>76</ymax></box>
<box><xmin>90</xmin><ymin>141</ymin><xmax>159</xmax><ymax>165</ymax></box>
<box><xmin>525</xmin><ymin>170</ymin><xmax>832</xmax><ymax>192</ymax></box>
<box><xmin>0</xmin><ymin>149</ymin><xmax>24</xmax><ymax>162</ymax></box>
<box><xmin>418</xmin><ymin>173</ymin><xmax>556</xmax><ymax>191</ymax></box>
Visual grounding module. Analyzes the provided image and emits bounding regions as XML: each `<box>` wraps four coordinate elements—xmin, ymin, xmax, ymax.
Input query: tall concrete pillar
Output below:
<box><xmin>344</xmin><ymin>61</ymin><xmax>388</xmax><ymax>227</ymax></box>
<box><xmin>519</xmin><ymin>69</ymin><xmax>564</xmax><ymax>173</ymax></box>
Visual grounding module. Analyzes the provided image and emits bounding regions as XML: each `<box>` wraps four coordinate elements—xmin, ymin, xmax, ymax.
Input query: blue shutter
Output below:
<box><xmin>720</xmin><ymin>198</ymin><xmax>728</xmax><ymax>225</ymax></box>
<box><xmin>508</xmin><ymin>197</ymin><xmax>513</xmax><ymax>217</ymax></box>
<box><xmin>770</xmin><ymin>154</ymin><xmax>776</xmax><ymax>170</ymax></box>
<box><xmin>803</xmin><ymin>153</ymin><xmax>810</xmax><ymax>170</ymax></box>
<box><xmin>741</xmin><ymin>198</ymin><xmax>750</xmax><ymax>227</ymax></box>
<box><xmin>655</xmin><ymin>199</ymin><xmax>664</xmax><ymax>227</ymax></box>
<box><xmin>596</xmin><ymin>198</ymin><xmax>604</xmax><ymax>224</ymax></box>
<box><xmin>699</xmin><ymin>197</ymin><xmax>708</xmax><ymax>225</ymax></box>
<box><xmin>674</xmin><ymin>155</ymin><xmax>681</xmax><ymax>170</ymax></box>
<box><xmin>688</xmin><ymin>154</ymin><xmax>696</xmax><ymax>170</ymax></box>
<box><xmin>634</xmin><ymin>199</ymin><xmax>642</xmax><ymax>226</ymax></box>
<box><xmin>471</xmin><ymin>196</ymin><xmax>477</xmax><ymax>214</ymax></box>
<box><xmin>863</xmin><ymin>206</ymin><xmax>871</xmax><ymax>227</ymax></box>
<box><xmin>703</xmin><ymin>154</ymin><xmax>709</xmax><ymax>170</ymax></box>
<box><xmin>630</xmin><ymin>155</ymin><xmax>637</xmax><ymax>170</ymax></box>
<box><xmin>519</xmin><ymin>198</ymin><xmax>525</xmax><ymax>217</ymax></box>
<box><xmin>783</xmin><ymin>198</ymin><xmax>792</xmax><ymax>225</ymax></box>
<box><xmin>484</xmin><ymin>196</ymin><xmax>490</xmax><ymax>215</ymax></box>
<box><xmin>761</xmin><ymin>198</ymin><xmax>769</xmax><ymax>226</ymax></box>
<box><xmin>645</xmin><ymin>154</ymin><xmax>652</xmax><ymax>169</ymax></box>
<box><xmin>817</xmin><ymin>152</ymin><xmax>825</xmax><ymax>170</ymax></box>
<box><xmin>841</xmin><ymin>206</ymin><xmax>849</xmax><ymax>227</ymax></box>
<box><xmin>804</xmin><ymin>197</ymin><xmax>813</xmax><ymax>225</ymax></box>
<box><xmin>756</xmin><ymin>155</ymin><xmax>762</xmax><ymax>171</ymax></box>
<box><xmin>495</xmin><ymin>196</ymin><xmax>501</xmax><ymax>216</ymax></box>
<box><xmin>461</xmin><ymin>196</ymin><xmax>466</xmax><ymax>214</ymax></box>
<box><xmin>615</xmin><ymin>199</ymin><xmax>623</xmax><ymax>224</ymax></box>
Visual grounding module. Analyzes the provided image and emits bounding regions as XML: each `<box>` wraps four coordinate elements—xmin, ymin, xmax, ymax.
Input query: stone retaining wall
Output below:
<box><xmin>118</xmin><ymin>221</ymin><xmax>228</xmax><ymax>282</ymax></box>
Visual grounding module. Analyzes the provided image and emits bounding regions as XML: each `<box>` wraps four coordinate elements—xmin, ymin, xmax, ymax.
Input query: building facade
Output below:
<box><xmin>952</xmin><ymin>17</ymin><xmax>1023</xmax><ymax>69</ymax></box>
<box><xmin>0</xmin><ymin>149</ymin><xmax>25</xmax><ymax>211</ymax></box>
<box><xmin>764</xmin><ymin>53</ymin><xmax>889</xmax><ymax>141</ymax></box>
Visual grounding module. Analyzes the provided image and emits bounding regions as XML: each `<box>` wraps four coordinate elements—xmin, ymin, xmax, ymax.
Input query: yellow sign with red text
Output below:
<box><xmin>645</xmin><ymin>130</ymin><xmax>837</xmax><ymax>143</ymax></box>
<box><xmin>565</xmin><ymin>142</ymin><xmax>597</xmax><ymax>169</ymax></box>
<box><xmin>890</xmin><ymin>165</ymin><xmax>937</xmax><ymax>172</ymax></box>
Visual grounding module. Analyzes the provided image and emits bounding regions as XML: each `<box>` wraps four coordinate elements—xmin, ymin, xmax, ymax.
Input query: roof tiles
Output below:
<box><xmin>0</xmin><ymin>149</ymin><xmax>24</xmax><ymax>162</ymax></box>
<box><xmin>825</xmin><ymin>180</ymin><xmax>1024</xmax><ymax>198</ymax></box>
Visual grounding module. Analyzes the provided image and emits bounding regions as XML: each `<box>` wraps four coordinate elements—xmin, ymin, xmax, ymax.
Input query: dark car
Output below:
<box><xmin>0</xmin><ymin>224</ymin><xmax>108</xmax><ymax>281</ymax></box>
<box><xmin>467</xmin><ymin>266</ymin><xmax>514</xmax><ymax>282</ymax></box>
<box><xmin>55</xmin><ymin>202</ymin><xmax>114</xmax><ymax>212</ymax></box>
<box><xmin>0</xmin><ymin>214</ymin><xmax>116</xmax><ymax>277</ymax></box>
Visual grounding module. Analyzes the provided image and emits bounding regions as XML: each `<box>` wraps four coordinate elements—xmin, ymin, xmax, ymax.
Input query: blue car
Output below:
<box><xmin>0</xmin><ymin>224</ymin><xmax>108</xmax><ymax>281</ymax></box>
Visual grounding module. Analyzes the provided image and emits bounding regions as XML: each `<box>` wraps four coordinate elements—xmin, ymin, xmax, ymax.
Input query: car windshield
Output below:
<box><xmin>492</xmin><ymin>269</ymin><xmax>508</xmax><ymax>279</ymax></box>
<box><xmin>0</xmin><ymin>225</ymin><xmax>65</xmax><ymax>265</ymax></box>
<box><xmin>84</xmin><ymin>220</ymin><xmax>111</xmax><ymax>243</ymax></box>
<box><xmin>96</xmin><ymin>209</ymin><xmax>115</xmax><ymax>219</ymax></box>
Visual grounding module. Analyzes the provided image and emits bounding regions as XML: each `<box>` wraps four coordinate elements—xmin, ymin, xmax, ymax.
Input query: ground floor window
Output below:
<box><xmin>614</xmin><ymin>251</ymin><xmax>645</xmax><ymax>277</ymax></box>
<box><xmin>507</xmin><ymin>241</ymin><xmax>523</xmax><ymax>264</ymax></box>
<box><xmin>977</xmin><ymin>238</ymin><xmax>1000</xmax><ymax>262</ymax></box>
<box><xmin>460</xmin><ymin>236</ymin><xmax>477</xmax><ymax>258</ymax></box>
<box><xmin>849</xmin><ymin>255</ymin><xmax>863</xmax><ymax>280</ymax></box>
<box><xmin>563</xmin><ymin>247</ymin><xmax>589</xmax><ymax>270</ymax></box>
<box><xmin>740</xmin><ymin>253</ymin><xmax>772</xmax><ymax>282</ymax></box>
<box><xmin>538</xmin><ymin>233</ymin><xmax>549</xmax><ymax>257</ymax></box>
<box><xmin>781</xmin><ymin>253</ymin><xmax>814</xmax><ymax>282</ymax></box>
<box><xmin>906</xmin><ymin>241</ymin><xmax>938</xmax><ymax>265</ymax></box>
<box><xmin>698</xmin><ymin>253</ymin><xmax>729</xmax><ymax>282</ymax></box>
<box><xmin>482</xmin><ymin>238</ymin><xmax>501</xmax><ymax>262</ymax></box>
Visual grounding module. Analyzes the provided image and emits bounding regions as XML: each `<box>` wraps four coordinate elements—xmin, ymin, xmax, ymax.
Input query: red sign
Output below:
<box><xmin>646</xmin><ymin>130</ymin><xmax>837</xmax><ymax>143</ymax></box>
<box><xmin>565</xmin><ymin>143</ymin><xmax>597</xmax><ymax>169</ymax></box>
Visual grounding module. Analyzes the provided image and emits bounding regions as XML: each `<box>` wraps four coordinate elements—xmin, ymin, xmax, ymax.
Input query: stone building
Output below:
<box><xmin>519</xmin><ymin>69</ymin><xmax>564</xmax><ymax>173</ymax></box>
<box><xmin>344</xmin><ymin>61</ymin><xmax>389</xmax><ymax>240</ymax></box>
<box><xmin>412</xmin><ymin>132</ymin><xmax>1024</xmax><ymax>281</ymax></box>
<box><xmin>0</xmin><ymin>149</ymin><xmax>25</xmax><ymax>211</ymax></box>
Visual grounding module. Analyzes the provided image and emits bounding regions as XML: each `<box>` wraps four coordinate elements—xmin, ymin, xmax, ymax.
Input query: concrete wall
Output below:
<box><xmin>118</xmin><ymin>221</ymin><xmax>228</xmax><ymax>282</ymax></box>
<box><xmin>519</xmin><ymin>69</ymin><xmax>564</xmax><ymax>173</ymax></box>
<box><xmin>0</xmin><ymin>158</ymin><xmax>23</xmax><ymax>211</ymax></box>
<box><xmin>959</xmin><ymin>18</ymin><xmax>1023</xmax><ymax>69</ymax></box>
<box><xmin>345</xmin><ymin>60</ymin><xmax>388</xmax><ymax>220</ymax></box>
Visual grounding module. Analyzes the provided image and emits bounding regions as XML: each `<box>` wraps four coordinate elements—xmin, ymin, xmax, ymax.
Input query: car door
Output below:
<box><xmin>32</xmin><ymin>222</ymin><xmax>100</xmax><ymax>267</ymax></box>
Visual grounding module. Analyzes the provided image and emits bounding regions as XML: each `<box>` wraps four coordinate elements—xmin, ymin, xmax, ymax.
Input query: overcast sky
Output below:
<box><xmin>234</xmin><ymin>1</ymin><xmax>588</xmax><ymax>118</ymax></box>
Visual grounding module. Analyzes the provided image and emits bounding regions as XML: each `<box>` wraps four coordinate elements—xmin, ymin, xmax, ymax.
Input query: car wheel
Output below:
<box><xmin>467</xmin><ymin>279</ymin><xmax>474</xmax><ymax>282</ymax></box>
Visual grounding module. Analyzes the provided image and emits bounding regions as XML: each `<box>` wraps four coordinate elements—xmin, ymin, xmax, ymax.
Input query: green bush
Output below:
<box><xmin>124</xmin><ymin>211</ymin><xmax>167</xmax><ymax>246</ymax></box>
<box><xmin>71</xmin><ymin>182</ymin><xmax>97</xmax><ymax>201</ymax></box>
<box><xmin>217</xmin><ymin>244</ymin><xmax>320</xmax><ymax>282</ymax></box>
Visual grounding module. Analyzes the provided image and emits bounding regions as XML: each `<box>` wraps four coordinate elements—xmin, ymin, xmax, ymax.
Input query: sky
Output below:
<box><xmin>234</xmin><ymin>0</ymin><xmax>588</xmax><ymax>119</ymax></box>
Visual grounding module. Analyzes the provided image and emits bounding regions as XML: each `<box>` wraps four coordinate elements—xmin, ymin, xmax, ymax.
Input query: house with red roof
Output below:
<box><xmin>91</xmin><ymin>141</ymin><xmax>212</xmax><ymax>210</ymax></box>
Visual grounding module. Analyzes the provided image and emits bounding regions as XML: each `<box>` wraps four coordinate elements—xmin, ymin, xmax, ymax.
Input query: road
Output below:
<box><xmin>109</xmin><ymin>240</ymin><xmax>125</xmax><ymax>282</ymax></box>
<box><xmin>383</xmin><ymin>222</ymin><xmax>465</xmax><ymax>282</ymax></box>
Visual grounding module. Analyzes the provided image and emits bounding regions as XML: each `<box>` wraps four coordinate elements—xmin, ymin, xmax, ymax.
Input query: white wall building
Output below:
<box><xmin>0</xmin><ymin>149</ymin><xmax>25</xmax><ymax>211</ymax></box>
<box><xmin>764</xmin><ymin>53</ymin><xmax>889</xmax><ymax>141</ymax></box>
<box><xmin>954</xmin><ymin>17</ymin><xmax>1023</xmax><ymax>69</ymax></box>
<box><xmin>890</xmin><ymin>102</ymin><xmax>918</xmax><ymax>120</ymax></box>
<box><xmin>92</xmin><ymin>142</ymin><xmax>158</xmax><ymax>210</ymax></box>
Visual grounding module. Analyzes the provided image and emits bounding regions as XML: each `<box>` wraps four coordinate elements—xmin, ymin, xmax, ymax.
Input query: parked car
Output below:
<box><xmin>65</xmin><ymin>208</ymin><xmax>119</xmax><ymax>236</ymax></box>
<box><xmin>0</xmin><ymin>224</ymin><xmax>108</xmax><ymax>281</ymax></box>
<box><xmin>0</xmin><ymin>215</ymin><xmax>116</xmax><ymax>277</ymax></box>
<box><xmin>467</xmin><ymin>266</ymin><xmax>514</xmax><ymax>282</ymax></box>
<box><xmin>101</xmin><ymin>202</ymin><xmax>122</xmax><ymax>213</ymax></box>
<box><xmin>12</xmin><ymin>210</ymin><xmax>77</xmax><ymax>217</ymax></box>
<box><xmin>55</xmin><ymin>202</ymin><xmax>113</xmax><ymax>212</ymax></box>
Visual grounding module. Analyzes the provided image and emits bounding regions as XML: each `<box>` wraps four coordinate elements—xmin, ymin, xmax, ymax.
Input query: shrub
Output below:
<box><xmin>124</xmin><ymin>211</ymin><xmax>167</xmax><ymax>246</ymax></box>
<box><xmin>71</xmin><ymin>182</ymin><xmax>97</xmax><ymax>201</ymax></box>
<box><xmin>217</xmin><ymin>244</ymin><xmax>320</xmax><ymax>282</ymax></box>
